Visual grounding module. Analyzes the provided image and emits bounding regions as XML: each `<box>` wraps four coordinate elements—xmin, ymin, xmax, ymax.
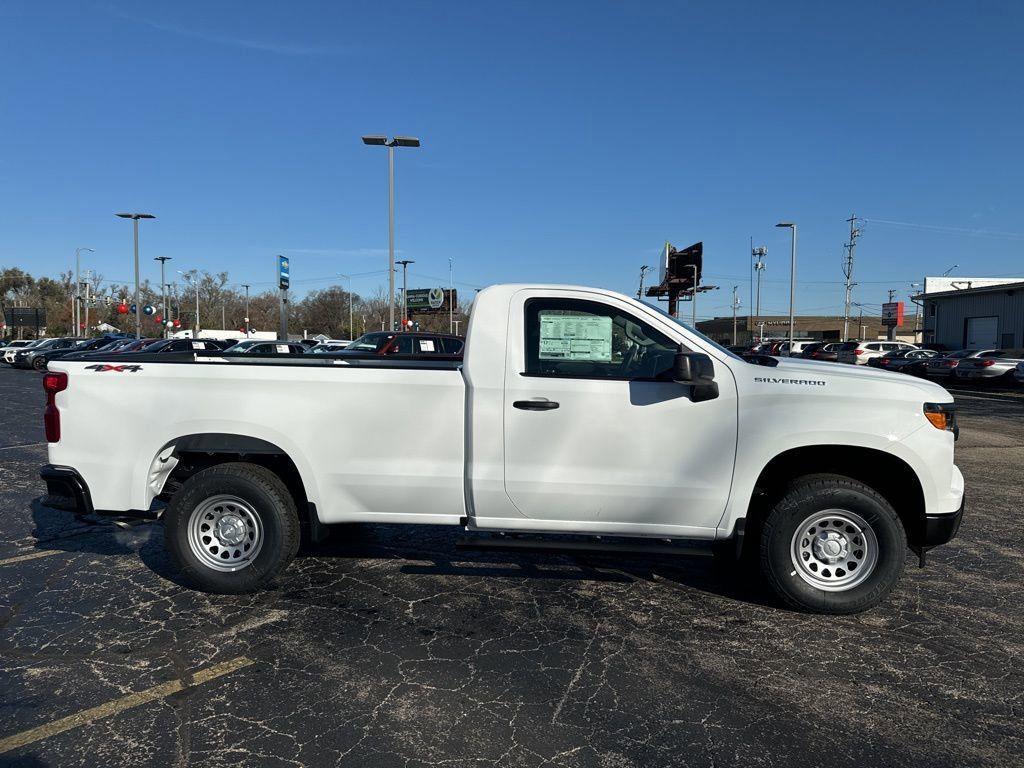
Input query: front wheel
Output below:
<box><xmin>32</xmin><ymin>357</ymin><xmax>47</xmax><ymax>371</ymax></box>
<box><xmin>759</xmin><ymin>474</ymin><xmax>906</xmax><ymax>614</ymax></box>
<box><xmin>164</xmin><ymin>462</ymin><xmax>300</xmax><ymax>593</ymax></box>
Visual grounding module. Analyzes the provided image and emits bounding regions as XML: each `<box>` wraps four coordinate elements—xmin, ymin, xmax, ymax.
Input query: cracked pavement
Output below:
<box><xmin>0</xmin><ymin>366</ymin><xmax>1022</xmax><ymax>767</ymax></box>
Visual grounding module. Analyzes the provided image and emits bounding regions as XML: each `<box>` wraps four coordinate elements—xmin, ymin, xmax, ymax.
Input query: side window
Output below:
<box><xmin>391</xmin><ymin>336</ymin><xmax>414</xmax><ymax>354</ymax></box>
<box><xmin>441</xmin><ymin>337</ymin><xmax>464</xmax><ymax>354</ymax></box>
<box><xmin>524</xmin><ymin>298</ymin><xmax>679</xmax><ymax>380</ymax></box>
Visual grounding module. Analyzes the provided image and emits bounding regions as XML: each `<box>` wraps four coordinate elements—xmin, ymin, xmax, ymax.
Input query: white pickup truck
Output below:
<box><xmin>39</xmin><ymin>284</ymin><xmax>964</xmax><ymax>614</ymax></box>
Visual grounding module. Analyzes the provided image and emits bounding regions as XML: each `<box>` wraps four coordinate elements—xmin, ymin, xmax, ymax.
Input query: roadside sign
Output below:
<box><xmin>278</xmin><ymin>256</ymin><xmax>290</xmax><ymax>290</ymax></box>
<box><xmin>881</xmin><ymin>301</ymin><xmax>904</xmax><ymax>327</ymax></box>
<box><xmin>406</xmin><ymin>288</ymin><xmax>456</xmax><ymax>314</ymax></box>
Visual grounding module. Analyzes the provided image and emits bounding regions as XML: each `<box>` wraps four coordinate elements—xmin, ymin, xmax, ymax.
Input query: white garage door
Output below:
<box><xmin>965</xmin><ymin>316</ymin><xmax>999</xmax><ymax>349</ymax></box>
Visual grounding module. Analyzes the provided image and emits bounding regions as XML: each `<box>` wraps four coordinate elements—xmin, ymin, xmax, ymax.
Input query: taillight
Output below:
<box><xmin>943</xmin><ymin>360</ymin><xmax>957</xmax><ymax>368</ymax></box>
<box><xmin>879</xmin><ymin>358</ymin><xmax>891</xmax><ymax>365</ymax></box>
<box><xmin>854</xmin><ymin>349</ymin><xmax>865</xmax><ymax>355</ymax></box>
<box><xmin>979</xmin><ymin>359</ymin><xmax>996</xmax><ymax>367</ymax></box>
<box><xmin>42</xmin><ymin>371</ymin><xmax>68</xmax><ymax>443</ymax></box>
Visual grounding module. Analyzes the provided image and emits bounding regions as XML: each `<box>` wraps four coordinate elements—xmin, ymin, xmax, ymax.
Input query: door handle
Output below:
<box><xmin>513</xmin><ymin>399</ymin><xmax>559</xmax><ymax>411</ymax></box>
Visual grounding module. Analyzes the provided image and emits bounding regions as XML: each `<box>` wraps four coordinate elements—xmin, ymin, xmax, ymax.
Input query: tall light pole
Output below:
<box><xmin>362</xmin><ymin>135</ymin><xmax>421</xmax><ymax>331</ymax></box>
<box><xmin>74</xmin><ymin>247</ymin><xmax>94</xmax><ymax>334</ymax></box>
<box><xmin>338</xmin><ymin>273</ymin><xmax>353</xmax><ymax>339</ymax></box>
<box><xmin>396</xmin><ymin>259</ymin><xmax>415</xmax><ymax>330</ymax></box>
<box><xmin>241</xmin><ymin>284</ymin><xmax>250</xmax><ymax>336</ymax></box>
<box><xmin>752</xmin><ymin>246</ymin><xmax>766</xmax><ymax>341</ymax></box>
<box><xmin>776</xmin><ymin>222</ymin><xmax>797</xmax><ymax>350</ymax></box>
<box><xmin>154</xmin><ymin>257</ymin><xmax>172</xmax><ymax>338</ymax></box>
<box><xmin>731</xmin><ymin>286</ymin><xmax>741</xmax><ymax>345</ymax></box>
<box><xmin>115</xmin><ymin>213</ymin><xmax>156</xmax><ymax>339</ymax></box>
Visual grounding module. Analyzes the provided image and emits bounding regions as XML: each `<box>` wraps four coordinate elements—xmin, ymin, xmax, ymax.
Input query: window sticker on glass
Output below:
<box><xmin>276</xmin><ymin>344</ymin><xmax>289</xmax><ymax>353</ymax></box>
<box><xmin>539</xmin><ymin>314</ymin><xmax>612</xmax><ymax>361</ymax></box>
<box><xmin>193</xmin><ymin>342</ymin><xmax>206</xmax><ymax>349</ymax></box>
<box><xmin>418</xmin><ymin>340</ymin><xmax>435</xmax><ymax>352</ymax></box>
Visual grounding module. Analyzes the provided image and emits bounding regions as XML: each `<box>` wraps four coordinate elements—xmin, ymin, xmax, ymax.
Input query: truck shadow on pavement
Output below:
<box><xmin>28</xmin><ymin>499</ymin><xmax>777</xmax><ymax>610</ymax></box>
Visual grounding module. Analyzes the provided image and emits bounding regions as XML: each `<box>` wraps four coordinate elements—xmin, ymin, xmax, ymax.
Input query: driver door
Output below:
<box><xmin>502</xmin><ymin>293</ymin><xmax>738</xmax><ymax>535</ymax></box>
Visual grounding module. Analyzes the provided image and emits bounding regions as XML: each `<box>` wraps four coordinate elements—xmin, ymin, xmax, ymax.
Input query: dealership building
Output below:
<box><xmin>916</xmin><ymin>277</ymin><xmax>1024</xmax><ymax>349</ymax></box>
<box><xmin>696</xmin><ymin>314</ymin><xmax>919</xmax><ymax>346</ymax></box>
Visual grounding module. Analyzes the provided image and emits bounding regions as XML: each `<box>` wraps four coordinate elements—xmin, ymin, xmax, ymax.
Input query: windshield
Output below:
<box><xmin>345</xmin><ymin>333</ymin><xmax>394</xmax><ymax>352</ymax></box>
<box><xmin>641</xmin><ymin>302</ymin><xmax>743</xmax><ymax>361</ymax></box>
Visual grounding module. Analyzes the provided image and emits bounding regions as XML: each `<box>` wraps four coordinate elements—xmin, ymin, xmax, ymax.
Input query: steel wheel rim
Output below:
<box><xmin>187</xmin><ymin>494</ymin><xmax>264</xmax><ymax>572</ymax></box>
<box><xmin>790</xmin><ymin>509</ymin><xmax>878</xmax><ymax>592</ymax></box>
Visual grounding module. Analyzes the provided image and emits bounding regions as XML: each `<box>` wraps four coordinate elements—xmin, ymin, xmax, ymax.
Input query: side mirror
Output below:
<box><xmin>673</xmin><ymin>348</ymin><xmax>719</xmax><ymax>402</ymax></box>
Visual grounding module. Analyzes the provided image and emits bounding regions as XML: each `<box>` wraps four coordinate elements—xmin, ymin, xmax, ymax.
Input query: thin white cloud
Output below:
<box><xmin>110</xmin><ymin>8</ymin><xmax>346</xmax><ymax>57</ymax></box>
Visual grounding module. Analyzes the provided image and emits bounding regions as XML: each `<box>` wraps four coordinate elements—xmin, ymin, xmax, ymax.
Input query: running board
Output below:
<box><xmin>455</xmin><ymin>534</ymin><xmax>713</xmax><ymax>558</ymax></box>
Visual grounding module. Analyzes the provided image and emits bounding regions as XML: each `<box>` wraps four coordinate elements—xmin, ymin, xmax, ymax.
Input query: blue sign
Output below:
<box><xmin>278</xmin><ymin>255</ymin><xmax>290</xmax><ymax>290</ymax></box>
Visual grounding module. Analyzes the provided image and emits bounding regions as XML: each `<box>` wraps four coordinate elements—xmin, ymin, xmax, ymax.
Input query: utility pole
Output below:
<box><xmin>843</xmin><ymin>214</ymin><xmax>862</xmax><ymax>341</ymax></box>
<box><xmin>74</xmin><ymin>247</ymin><xmax>94</xmax><ymax>334</ymax></box>
<box><xmin>886</xmin><ymin>288</ymin><xmax>898</xmax><ymax>341</ymax></box>
<box><xmin>752</xmin><ymin>245</ymin><xmax>767</xmax><ymax>341</ymax></box>
<box><xmin>83</xmin><ymin>271</ymin><xmax>91</xmax><ymax>335</ymax></box>
<box><xmin>154</xmin><ymin>257</ymin><xmax>171</xmax><ymax>337</ymax></box>
<box><xmin>448</xmin><ymin>258</ymin><xmax>455</xmax><ymax>334</ymax></box>
<box><xmin>221</xmin><ymin>304</ymin><xmax>226</xmax><ymax>330</ymax></box>
<box><xmin>731</xmin><ymin>286</ymin><xmax>741</xmax><ymax>344</ymax></box>
<box><xmin>637</xmin><ymin>265</ymin><xmax>650</xmax><ymax>300</ymax></box>
<box><xmin>241</xmin><ymin>284</ymin><xmax>250</xmax><ymax>336</ymax></box>
<box><xmin>396</xmin><ymin>259</ymin><xmax>414</xmax><ymax>330</ymax></box>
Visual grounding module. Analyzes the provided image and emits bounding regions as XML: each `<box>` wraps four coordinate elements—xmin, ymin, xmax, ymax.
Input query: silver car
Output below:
<box><xmin>923</xmin><ymin>349</ymin><xmax>1003</xmax><ymax>379</ymax></box>
<box><xmin>953</xmin><ymin>349</ymin><xmax>1024</xmax><ymax>382</ymax></box>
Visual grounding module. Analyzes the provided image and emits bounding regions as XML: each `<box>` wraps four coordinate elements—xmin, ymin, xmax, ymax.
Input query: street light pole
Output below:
<box><xmin>74</xmin><ymin>247</ymin><xmax>93</xmax><ymax>334</ymax></box>
<box><xmin>154</xmin><ymin>257</ymin><xmax>171</xmax><ymax>338</ymax></box>
<box><xmin>448</xmin><ymin>258</ymin><xmax>454</xmax><ymax>334</ymax></box>
<box><xmin>776</xmin><ymin>222</ymin><xmax>797</xmax><ymax>351</ymax></box>
<box><xmin>752</xmin><ymin>246</ymin><xmax>766</xmax><ymax>341</ymax></box>
<box><xmin>362</xmin><ymin>135</ymin><xmax>421</xmax><ymax>331</ymax></box>
<box><xmin>178</xmin><ymin>270</ymin><xmax>200</xmax><ymax>338</ymax></box>
<box><xmin>241</xmin><ymin>284</ymin><xmax>250</xmax><ymax>336</ymax></box>
<box><xmin>396</xmin><ymin>260</ymin><xmax>415</xmax><ymax>330</ymax></box>
<box><xmin>115</xmin><ymin>213</ymin><xmax>155</xmax><ymax>339</ymax></box>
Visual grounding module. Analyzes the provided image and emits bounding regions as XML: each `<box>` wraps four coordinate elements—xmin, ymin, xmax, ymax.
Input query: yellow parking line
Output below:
<box><xmin>0</xmin><ymin>656</ymin><xmax>254</xmax><ymax>754</ymax></box>
<box><xmin>0</xmin><ymin>550</ymin><xmax>63</xmax><ymax>567</ymax></box>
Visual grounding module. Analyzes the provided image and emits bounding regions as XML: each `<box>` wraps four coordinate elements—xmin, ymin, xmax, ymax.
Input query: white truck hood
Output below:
<box><xmin>763</xmin><ymin>356</ymin><xmax>954</xmax><ymax>402</ymax></box>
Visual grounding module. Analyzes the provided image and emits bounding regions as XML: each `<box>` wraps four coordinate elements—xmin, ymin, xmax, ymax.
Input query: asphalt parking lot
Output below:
<box><xmin>1</xmin><ymin>366</ymin><xmax>1022</xmax><ymax>768</ymax></box>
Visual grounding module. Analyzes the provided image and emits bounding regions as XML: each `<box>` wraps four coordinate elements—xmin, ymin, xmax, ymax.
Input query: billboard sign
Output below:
<box><xmin>406</xmin><ymin>288</ymin><xmax>457</xmax><ymax>314</ymax></box>
<box><xmin>3</xmin><ymin>308</ymin><xmax>46</xmax><ymax>328</ymax></box>
<box><xmin>881</xmin><ymin>301</ymin><xmax>904</xmax><ymax>327</ymax></box>
<box><xmin>278</xmin><ymin>255</ymin><xmax>290</xmax><ymax>290</ymax></box>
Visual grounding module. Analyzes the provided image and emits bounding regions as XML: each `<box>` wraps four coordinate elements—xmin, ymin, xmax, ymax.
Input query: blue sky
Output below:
<box><xmin>2</xmin><ymin>0</ymin><xmax>1022</xmax><ymax>320</ymax></box>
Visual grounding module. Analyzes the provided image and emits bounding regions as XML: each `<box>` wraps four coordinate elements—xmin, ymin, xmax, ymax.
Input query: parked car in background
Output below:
<box><xmin>65</xmin><ymin>338</ymin><xmax>140</xmax><ymax>359</ymax></box>
<box><xmin>836</xmin><ymin>340</ymin><xmax>918</xmax><ymax>365</ymax></box>
<box><xmin>143</xmin><ymin>338</ymin><xmax>234</xmax><ymax>353</ymax></box>
<box><xmin>953</xmin><ymin>349</ymin><xmax>1024</xmax><ymax>383</ymax></box>
<box><xmin>868</xmin><ymin>348</ymin><xmax>939</xmax><ymax>374</ymax></box>
<box><xmin>5</xmin><ymin>339</ymin><xmax>49</xmax><ymax>364</ymax></box>
<box><xmin>0</xmin><ymin>339</ymin><xmax>37</xmax><ymax>363</ymax></box>
<box><xmin>13</xmin><ymin>338</ymin><xmax>84</xmax><ymax>370</ymax></box>
<box><xmin>28</xmin><ymin>336</ymin><xmax>124</xmax><ymax>370</ymax></box>
<box><xmin>339</xmin><ymin>332</ymin><xmax>465</xmax><ymax>357</ymax></box>
<box><xmin>923</xmin><ymin>349</ymin><xmax>1002</xmax><ymax>380</ymax></box>
<box><xmin>776</xmin><ymin>340</ymin><xmax>816</xmax><ymax>357</ymax></box>
<box><xmin>803</xmin><ymin>342</ymin><xmax>844</xmax><ymax>362</ymax></box>
<box><xmin>221</xmin><ymin>340</ymin><xmax>307</xmax><ymax>355</ymax></box>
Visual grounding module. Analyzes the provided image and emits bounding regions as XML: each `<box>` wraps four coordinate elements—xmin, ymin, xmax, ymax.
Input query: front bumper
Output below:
<box><xmin>40</xmin><ymin>464</ymin><xmax>94</xmax><ymax>515</ymax></box>
<box><xmin>923</xmin><ymin>494</ymin><xmax>964</xmax><ymax>547</ymax></box>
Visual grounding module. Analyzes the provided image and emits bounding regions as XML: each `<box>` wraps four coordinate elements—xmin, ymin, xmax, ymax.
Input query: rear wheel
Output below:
<box><xmin>32</xmin><ymin>356</ymin><xmax>47</xmax><ymax>371</ymax></box>
<box><xmin>759</xmin><ymin>474</ymin><xmax>906</xmax><ymax>614</ymax></box>
<box><xmin>164</xmin><ymin>462</ymin><xmax>300</xmax><ymax>593</ymax></box>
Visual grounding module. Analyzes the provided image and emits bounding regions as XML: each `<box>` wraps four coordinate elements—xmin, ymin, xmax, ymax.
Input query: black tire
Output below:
<box><xmin>32</xmin><ymin>356</ymin><xmax>47</xmax><ymax>371</ymax></box>
<box><xmin>164</xmin><ymin>462</ymin><xmax>300</xmax><ymax>594</ymax></box>
<box><xmin>759</xmin><ymin>474</ymin><xmax>906</xmax><ymax>614</ymax></box>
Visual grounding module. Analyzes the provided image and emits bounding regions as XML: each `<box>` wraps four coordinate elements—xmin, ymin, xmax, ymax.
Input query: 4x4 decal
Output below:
<box><xmin>84</xmin><ymin>364</ymin><xmax>143</xmax><ymax>373</ymax></box>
